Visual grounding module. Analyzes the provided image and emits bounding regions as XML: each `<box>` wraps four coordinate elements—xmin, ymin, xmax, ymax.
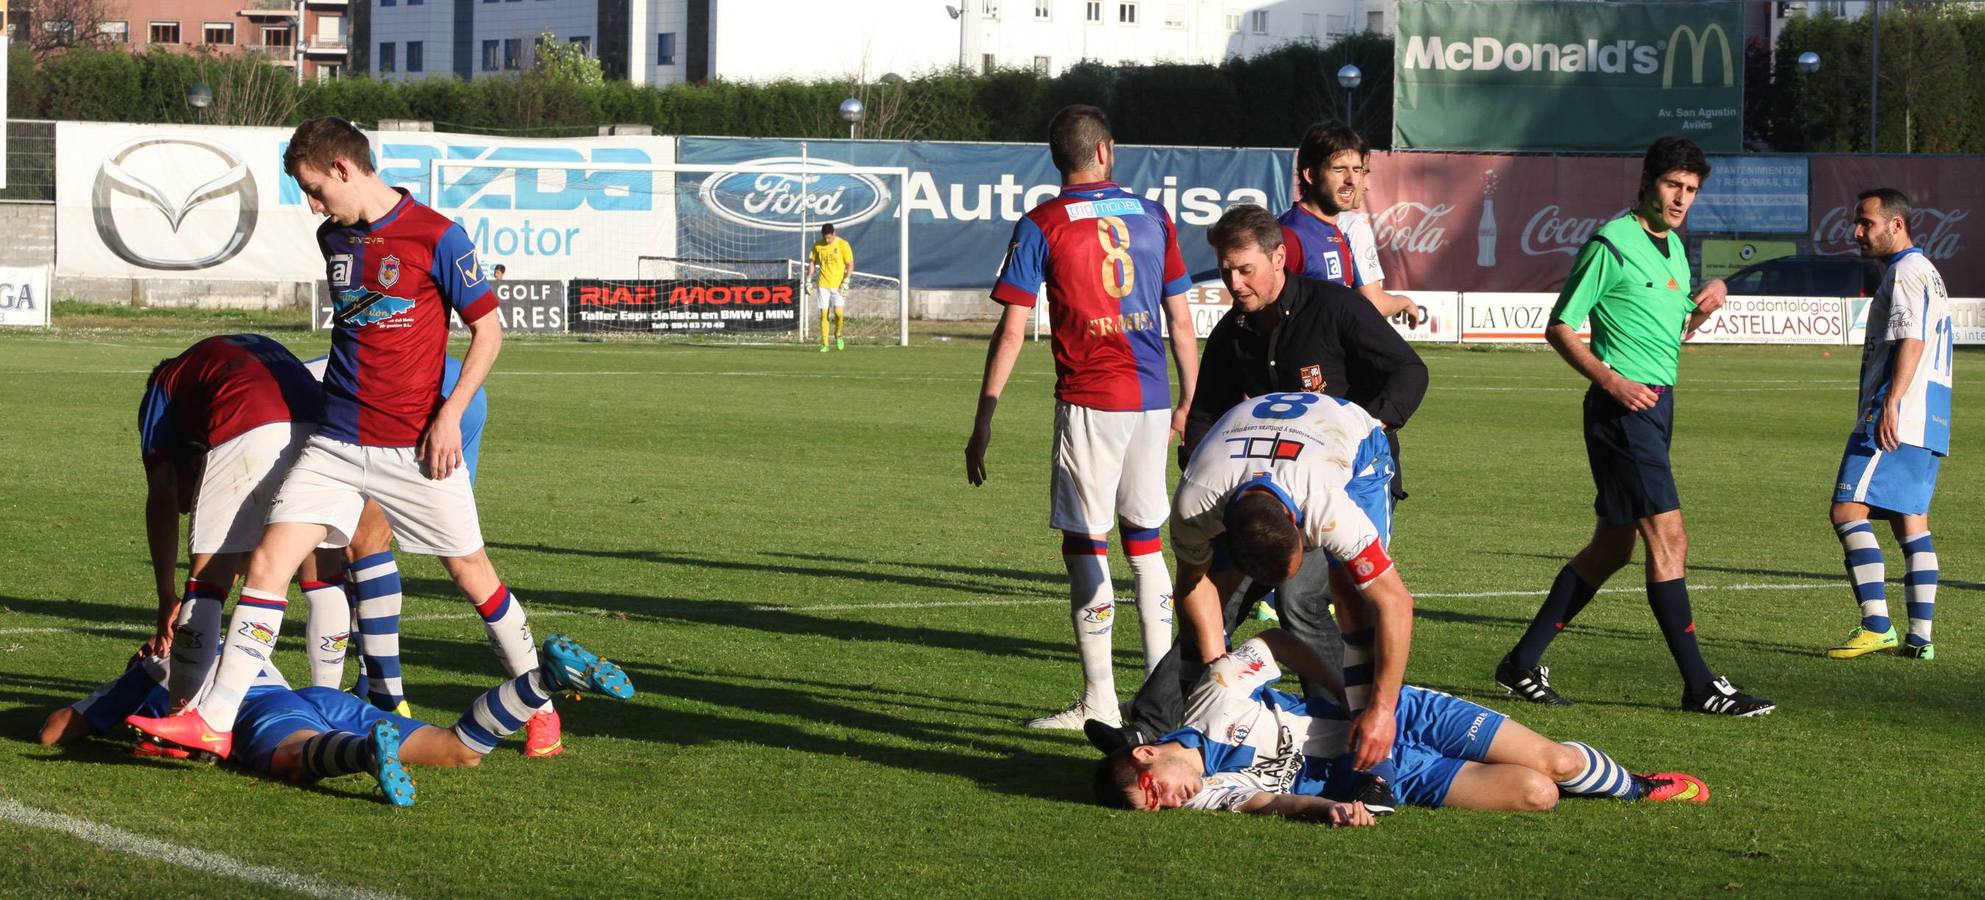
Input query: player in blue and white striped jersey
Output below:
<box><xmin>1827</xmin><ymin>188</ymin><xmax>1955</xmax><ymax>661</ymax></box>
<box><xmin>1094</xmin><ymin>631</ymin><xmax>1706</xmax><ymax>820</ymax></box>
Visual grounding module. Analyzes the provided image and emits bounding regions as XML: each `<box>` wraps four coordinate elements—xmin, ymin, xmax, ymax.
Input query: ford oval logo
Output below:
<box><xmin>697</xmin><ymin>157</ymin><xmax>890</xmax><ymax>231</ymax></box>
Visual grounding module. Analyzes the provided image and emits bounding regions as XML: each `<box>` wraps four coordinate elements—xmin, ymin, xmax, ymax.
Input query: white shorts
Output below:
<box><xmin>188</xmin><ymin>422</ymin><xmax>315</xmax><ymax>555</ymax></box>
<box><xmin>817</xmin><ymin>287</ymin><xmax>845</xmax><ymax>309</ymax></box>
<box><xmin>1049</xmin><ymin>402</ymin><xmax>1172</xmax><ymax>534</ymax></box>
<box><xmin>266</xmin><ymin>435</ymin><xmax>484</xmax><ymax>557</ymax></box>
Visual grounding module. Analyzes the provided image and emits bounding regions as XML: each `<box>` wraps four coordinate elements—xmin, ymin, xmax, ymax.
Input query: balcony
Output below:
<box><xmin>305</xmin><ymin>0</ymin><xmax>348</xmax><ymax>6</ymax></box>
<box><xmin>304</xmin><ymin>37</ymin><xmax>347</xmax><ymax>55</ymax></box>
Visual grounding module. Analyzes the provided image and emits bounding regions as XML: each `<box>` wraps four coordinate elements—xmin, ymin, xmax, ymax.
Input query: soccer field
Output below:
<box><xmin>1</xmin><ymin>319</ymin><xmax>1980</xmax><ymax>898</ymax></box>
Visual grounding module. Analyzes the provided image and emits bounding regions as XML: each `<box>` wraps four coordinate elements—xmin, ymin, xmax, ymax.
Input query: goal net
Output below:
<box><xmin>430</xmin><ymin>158</ymin><xmax>911</xmax><ymax>345</ymax></box>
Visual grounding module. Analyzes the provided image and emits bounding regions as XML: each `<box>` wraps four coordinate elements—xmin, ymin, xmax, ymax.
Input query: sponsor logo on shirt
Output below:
<box><xmin>1065</xmin><ymin>198</ymin><xmax>1147</xmax><ymax>221</ymax></box>
<box><xmin>457</xmin><ymin>251</ymin><xmax>485</xmax><ymax>287</ymax></box>
<box><xmin>329</xmin><ymin>254</ymin><xmax>355</xmax><ymax>289</ymax></box>
<box><xmin>333</xmin><ymin>289</ymin><xmax>417</xmax><ymax>328</ymax></box>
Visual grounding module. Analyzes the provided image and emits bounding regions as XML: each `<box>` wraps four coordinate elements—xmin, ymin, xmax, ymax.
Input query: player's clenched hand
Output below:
<box><xmin>1879</xmin><ymin>402</ymin><xmax>1903</xmax><ymax>451</ymax></box>
<box><xmin>1404</xmin><ymin>299</ymin><xmax>1425</xmax><ymax>329</ymax></box>
<box><xmin>1691</xmin><ymin>278</ymin><xmax>1729</xmax><ymax>315</ymax></box>
<box><xmin>966</xmin><ymin>424</ymin><xmax>992</xmax><ymax>486</ymax></box>
<box><xmin>1348</xmin><ymin>706</ymin><xmax>1395</xmax><ymax>771</ymax></box>
<box><xmin>137</xmin><ymin>629</ymin><xmax>172</xmax><ymax>662</ymax></box>
<box><xmin>1170</xmin><ymin>406</ymin><xmax>1189</xmax><ymax>444</ymax></box>
<box><xmin>1604</xmin><ymin>375</ymin><xmax>1659</xmax><ymax>412</ymax></box>
<box><xmin>419</xmin><ymin>414</ymin><xmax>465</xmax><ymax>481</ymax></box>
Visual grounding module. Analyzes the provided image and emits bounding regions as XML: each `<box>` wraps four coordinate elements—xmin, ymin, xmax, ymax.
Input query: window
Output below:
<box><xmin>503</xmin><ymin>37</ymin><xmax>523</xmax><ymax>69</ymax></box>
<box><xmin>1249</xmin><ymin>9</ymin><xmax>1267</xmax><ymax>33</ymax></box>
<box><xmin>1032</xmin><ymin>55</ymin><xmax>1050</xmax><ymax>73</ymax></box>
<box><xmin>982</xmin><ymin>0</ymin><xmax>998</xmax><ymax>18</ymax></box>
<box><xmin>1035</xmin><ymin>0</ymin><xmax>1050</xmax><ymax>19</ymax></box>
<box><xmin>657</xmin><ymin>32</ymin><xmax>676</xmax><ymax>65</ymax></box>
<box><xmin>1326</xmin><ymin>14</ymin><xmax>1347</xmax><ymax>36</ymax></box>
<box><xmin>1225</xmin><ymin>12</ymin><xmax>1239</xmax><ymax>30</ymax></box>
<box><xmin>408</xmin><ymin>0</ymin><xmax>423</xmax><ymax>5</ymax></box>
<box><xmin>1303</xmin><ymin>13</ymin><xmax>1318</xmax><ymax>37</ymax></box>
<box><xmin>481</xmin><ymin>38</ymin><xmax>499</xmax><ymax>71</ymax></box>
<box><xmin>1367</xmin><ymin>10</ymin><xmax>1383</xmax><ymax>32</ymax></box>
<box><xmin>1118</xmin><ymin>2</ymin><xmax>1136</xmax><ymax>24</ymax></box>
<box><xmin>99</xmin><ymin>21</ymin><xmax>128</xmax><ymax>42</ymax></box>
<box><xmin>204</xmin><ymin>22</ymin><xmax>233</xmax><ymax>45</ymax></box>
<box><xmin>1085</xmin><ymin>1</ymin><xmax>1101</xmax><ymax>21</ymax></box>
<box><xmin>148</xmin><ymin>21</ymin><xmax>180</xmax><ymax>44</ymax></box>
<box><xmin>406</xmin><ymin>40</ymin><xmax>423</xmax><ymax>71</ymax></box>
<box><xmin>378</xmin><ymin>41</ymin><xmax>396</xmax><ymax>73</ymax></box>
<box><xmin>1164</xmin><ymin>4</ymin><xmax>1183</xmax><ymax>27</ymax></box>
<box><xmin>262</xmin><ymin>26</ymin><xmax>292</xmax><ymax>47</ymax></box>
<box><xmin>982</xmin><ymin>52</ymin><xmax>995</xmax><ymax>72</ymax></box>
<box><xmin>569</xmin><ymin>35</ymin><xmax>591</xmax><ymax>55</ymax></box>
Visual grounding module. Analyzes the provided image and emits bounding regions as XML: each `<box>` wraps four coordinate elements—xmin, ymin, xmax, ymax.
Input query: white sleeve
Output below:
<box><xmin>1346</xmin><ymin>215</ymin><xmax>1384</xmax><ymax>284</ymax></box>
<box><xmin>1887</xmin><ymin>266</ymin><xmax>1925</xmax><ymax>341</ymax></box>
<box><xmin>1169</xmin><ymin>477</ymin><xmax>1225</xmax><ymax>568</ymax></box>
<box><xmin>1180</xmin><ymin>639</ymin><xmax>1285</xmax><ymax>736</ymax></box>
<box><xmin>1299</xmin><ymin>485</ymin><xmax>1394</xmax><ymax>589</ymax></box>
<box><xmin>1185</xmin><ymin>772</ymin><xmax>1273</xmax><ymax>812</ymax></box>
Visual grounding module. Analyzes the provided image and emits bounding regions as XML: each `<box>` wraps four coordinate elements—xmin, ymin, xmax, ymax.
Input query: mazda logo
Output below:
<box><xmin>91</xmin><ymin>138</ymin><xmax>258</xmax><ymax>270</ymax></box>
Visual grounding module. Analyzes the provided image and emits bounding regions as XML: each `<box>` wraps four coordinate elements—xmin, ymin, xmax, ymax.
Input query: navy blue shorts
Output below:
<box><xmin>1583</xmin><ymin>384</ymin><xmax>1681</xmax><ymax>527</ymax></box>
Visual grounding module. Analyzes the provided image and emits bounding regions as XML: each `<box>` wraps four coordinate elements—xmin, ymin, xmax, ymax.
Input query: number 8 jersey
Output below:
<box><xmin>992</xmin><ymin>181</ymin><xmax>1190</xmax><ymax>412</ymax></box>
<box><xmin>1171</xmin><ymin>392</ymin><xmax>1395</xmax><ymax>587</ymax></box>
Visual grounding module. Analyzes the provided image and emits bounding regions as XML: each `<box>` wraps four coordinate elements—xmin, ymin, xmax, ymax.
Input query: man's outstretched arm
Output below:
<box><xmin>1235</xmin><ymin>792</ymin><xmax>1377</xmax><ymax>826</ymax></box>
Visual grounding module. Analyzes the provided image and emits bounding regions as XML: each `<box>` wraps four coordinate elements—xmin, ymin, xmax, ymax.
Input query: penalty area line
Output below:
<box><xmin>0</xmin><ymin>797</ymin><xmax>405</xmax><ymax>900</ymax></box>
<box><xmin>759</xmin><ymin>581</ymin><xmax>1851</xmax><ymax>613</ymax></box>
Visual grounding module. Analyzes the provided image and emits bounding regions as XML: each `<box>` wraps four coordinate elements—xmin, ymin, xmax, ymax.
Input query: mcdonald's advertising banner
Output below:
<box><xmin>1395</xmin><ymin>0</ymin><xmax>1744</xmax><ymax>152</ymax></box>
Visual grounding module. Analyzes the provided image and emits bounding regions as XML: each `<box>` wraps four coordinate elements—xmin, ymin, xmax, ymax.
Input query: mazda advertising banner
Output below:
<box><xmin>677</xmin><ymin>137</ymin><xmax>1289</xmax><ymax>291</ymax></box>
<box><xmin>1395</xmin><ymin>0</ymin><xmax>1744</xmax><ymax>152</ymax></box>
<box><xmin>56</xmin><ymin>123</ymin><xmax>675</xmax><ymax>283</ymax></box>
<box><xmin>566</xmin><ymin>278</ymin><xmax>800</xmax><ymax>333</ymax></box>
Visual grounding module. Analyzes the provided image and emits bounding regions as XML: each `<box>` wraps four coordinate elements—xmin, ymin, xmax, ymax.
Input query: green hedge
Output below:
<box><xmin>1764</xmin><ymin>6</ymin><xmax>1985</xmax><ymax>153</ymax></box>
<box><xmin>9</xmin><ymin>38</ymin><xmax>1396</xmax><ymax>148</ymax></box>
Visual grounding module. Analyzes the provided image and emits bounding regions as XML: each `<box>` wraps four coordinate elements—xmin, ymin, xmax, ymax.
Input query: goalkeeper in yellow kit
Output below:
<box><xmin>808</xmin><ymin>223</ymin><xmax>855</xmax><ymax>351</ymax></box>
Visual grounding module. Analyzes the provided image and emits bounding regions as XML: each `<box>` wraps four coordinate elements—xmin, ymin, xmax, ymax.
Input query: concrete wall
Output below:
<box><xmin>0</xmin><ymin>204</ymin><xmax>56</xmax><ymax>270</ymax></box>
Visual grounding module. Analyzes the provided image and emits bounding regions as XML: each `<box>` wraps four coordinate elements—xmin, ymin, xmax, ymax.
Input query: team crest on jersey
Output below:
<box><xmin>320</xmin><ymin>633</ymin><xmax>350</xmax><ymax>654</ymax></box>
<box><xmin>1227</xmin><ymin>722</ymin><xmax>1252</xmax><ymax>743</ymax></box>
<box><xmin>237</xmin><ymin>622</ymin><xmax>276</xmax><ymax>647</ymax></box>
<box><xmin>1300</xmin><ymin>365</ymin><xmax>1325</xmax><ymax>392</ymax></box>
<box><xmin>377</xmin><ymin>255</ymin><xmax>402</xmax><ymax>288</ymax></box>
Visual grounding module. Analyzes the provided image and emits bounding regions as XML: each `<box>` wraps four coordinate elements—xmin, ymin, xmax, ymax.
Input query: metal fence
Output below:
<box><xmin>3</xmin><ymin>120</ymin><xmax>57</xmax><ymax>203</ymax></box>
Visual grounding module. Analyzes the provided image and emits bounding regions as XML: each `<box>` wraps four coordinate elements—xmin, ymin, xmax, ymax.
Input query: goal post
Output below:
<box><xmin>430</xmin><ymin>159</ymin><xmax>911</xmax><ymax>345</ymax></box>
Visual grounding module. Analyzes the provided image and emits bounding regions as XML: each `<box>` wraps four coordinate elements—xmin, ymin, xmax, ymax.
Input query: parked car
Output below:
<box><xmin>1721</xmin><ymin>254</ymin><xmax>1883</xmax><ymax>297</ymax></box>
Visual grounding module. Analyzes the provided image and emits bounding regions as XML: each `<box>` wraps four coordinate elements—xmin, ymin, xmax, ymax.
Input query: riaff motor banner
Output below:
<box><xmin>1395</xmin><ymin>0</ymin><xmax>1744</xmax><ymax>152</ymax></box>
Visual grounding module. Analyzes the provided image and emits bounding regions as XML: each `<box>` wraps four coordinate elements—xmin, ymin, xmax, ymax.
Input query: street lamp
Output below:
<box><xmin>839</xmin><ymin>96</ymin><xmax>865</xmax><ymax>140</ymax></box>
<box><xmin>1797</xmin><ymin>50</ymin><xmax>1820</xmax><ymax>75</ymax></box>
<box><xmin>1337</xmin><ymin>63</ymin><xmax>1363</xmax><ymax>127</ymax></box>
<box><xmin>186</xmin><ymin>80</ymin><xmax>214</xmax><ymax>121</ymax></box>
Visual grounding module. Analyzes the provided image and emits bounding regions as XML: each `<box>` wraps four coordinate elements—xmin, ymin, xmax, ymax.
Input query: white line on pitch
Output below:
<box><xmin>756</xmin><ymin>581</ymin><xmax>1845</xmax><ymax>613</ymax></box>
<box><xmin>0</xmin><ymin>797</ymin><xmax>404</xmax><ymax>900</ymax></box>
<box><xmin>0</xmin><ymin>608</ymin><xmax>613</xmax><ymax>638</ymax></box>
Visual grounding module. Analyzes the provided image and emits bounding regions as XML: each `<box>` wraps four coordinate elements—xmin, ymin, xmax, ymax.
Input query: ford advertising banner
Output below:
<box><xmin>57</xmin><ymin>123</ymin><xmax>674</xmax><ymax>282</ymax></box>
<box><xmin>1395</xmin><ymin>0</ymin><xmax>1744</xmax><ymax>152</ymax></box>
<box><xmin>677</xmin><ymin>137</ymin><xmax>1289</xmax><ymax>291</ymax></box>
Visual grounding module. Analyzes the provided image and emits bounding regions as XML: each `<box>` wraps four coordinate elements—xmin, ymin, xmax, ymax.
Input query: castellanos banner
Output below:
<box><xmin>1395</xmin><ymin>0</ymin><xmax>1743</xmax><ymax>153</ymax></box>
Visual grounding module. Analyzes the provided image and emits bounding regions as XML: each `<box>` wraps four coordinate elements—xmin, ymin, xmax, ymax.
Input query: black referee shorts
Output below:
<box><xmin>1583</xmin><ymin>383</ymin><xmax>1681</xmax><ymax>527</ymax></box>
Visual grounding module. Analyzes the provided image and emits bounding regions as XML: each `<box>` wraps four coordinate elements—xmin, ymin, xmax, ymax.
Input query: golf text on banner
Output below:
<box><xmin>1394</xmin><ymin>0</ymin><xmax>1745</xmax><ymax>152</ymax></box>
<box><xmin>0</xmin><ymin>266</ymin><xmax>50</xmax><ymax>328</ymax></box>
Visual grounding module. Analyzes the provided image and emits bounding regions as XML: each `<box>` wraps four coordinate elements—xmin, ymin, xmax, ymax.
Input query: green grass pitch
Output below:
<box><xmin>0</xmin><ymin>313</ymin><xmax>1981</xmax><ymax>897</ymax></box>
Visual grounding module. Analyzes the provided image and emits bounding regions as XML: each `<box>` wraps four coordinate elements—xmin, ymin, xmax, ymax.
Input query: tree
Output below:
<box><xmin>20</xmin><ymin>0</ymin><xmax>116</xmax><ymax>57</ymax></box>
<box><xmin>530</xmin><ymin>32</ymin><xmax>603</xmax><ymax>88</ymax></box>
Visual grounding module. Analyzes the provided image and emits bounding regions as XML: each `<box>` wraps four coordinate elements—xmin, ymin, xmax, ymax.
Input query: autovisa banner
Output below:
<box><xmin>1810</xmin><ymin>156</ymin><xmax>1985</xmax><ymax>297</ymax></box>
<box><xmin>676</xmin><ymin>137</ymin><xmax>1289</xmax><ymax>292</ymax></box>
<box><xmin>312</xmin><ymin>279</ymin><xmax>567</xmax><ymax>332</ymax></box>
<box><xmin>1395</xmin><ymin>0</ymin><xmax>1743</xmax><ymax>152</ymax></box>
<box><xmin>566</xmin><ymin>278</ymin><xmax>799</xmax><ymax>333</ymax></box>
<box><xmin>57</xmin><ymin>122</ymin><xmax>673</xmax><ymax>282</ymax></box>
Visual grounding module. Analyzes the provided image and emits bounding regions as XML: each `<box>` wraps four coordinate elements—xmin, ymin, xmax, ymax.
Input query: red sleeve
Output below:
<box><xmin>1281</xmin><ymin>226</ymin><xmax>1304</xmax><ymax>274</ymax></box>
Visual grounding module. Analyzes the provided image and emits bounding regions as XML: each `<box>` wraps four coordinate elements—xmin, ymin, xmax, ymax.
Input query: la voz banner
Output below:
<box><xmin>677</xmin><ymin>137</ymin><xmax>1290</xmax><ymax>291</ymax></box>
<box><xmin>1395</xmin><ymin>0</ymin><xmax>1744</xmax><ymax>152</ymax></box>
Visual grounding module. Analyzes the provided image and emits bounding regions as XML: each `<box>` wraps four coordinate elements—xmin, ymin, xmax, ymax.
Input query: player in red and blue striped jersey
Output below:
<box><xmin>1277</xmin><ymin>122</ymin><xmax>1367</xmax><ymax>289</ymax></box>
<box><xmin>130</xmin><ymin>118</ymin><xmax>558</xmax><ymax>760</ymax></box>
<box><xmin>137</xmin><ymin>334</ymin><xmax>322</xmax><ymax>708</ymax></box>
<box><xmin>967</xmin><ymin>105</ymin><xmax>1199</xmax><ymax>731</ymax></box>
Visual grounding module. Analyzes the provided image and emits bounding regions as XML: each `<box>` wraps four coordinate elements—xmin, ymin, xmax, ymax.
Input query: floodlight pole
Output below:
<box><xmin>1870</xmin><ymin>0</ymin><xmax>1880</xmax><ymax>153</ymax></box>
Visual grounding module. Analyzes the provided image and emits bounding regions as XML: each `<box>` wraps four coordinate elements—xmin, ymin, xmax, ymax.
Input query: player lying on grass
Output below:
<box><xmin>1094</xmin><ymin>629</ymin><xmax>1706</xmax><ymax>820</ymax></box>
<box><xmin>38</xmin><ymin>635</ymin><xmax>631</xmax><ymax>807</ymax></box>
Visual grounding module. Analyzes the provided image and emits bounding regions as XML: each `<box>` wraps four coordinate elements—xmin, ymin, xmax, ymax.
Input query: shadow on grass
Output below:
<box><xmin>486</xmin><ymin>542</ymin><xmax>1064</xmax><ymax>600</ymax></box>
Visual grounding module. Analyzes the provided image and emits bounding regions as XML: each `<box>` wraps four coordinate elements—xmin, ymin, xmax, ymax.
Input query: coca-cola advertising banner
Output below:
<box><xmin>1811</xmin><ymin>157</ymin><xmax>1982</xmax><ymax>296</ymax></box>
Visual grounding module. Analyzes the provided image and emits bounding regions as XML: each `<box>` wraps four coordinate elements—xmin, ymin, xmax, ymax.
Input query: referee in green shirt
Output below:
<box><xmin>1493</xmin><ymin>137</ymin><xmax>1775</xmax><ymax>717</ymax></box>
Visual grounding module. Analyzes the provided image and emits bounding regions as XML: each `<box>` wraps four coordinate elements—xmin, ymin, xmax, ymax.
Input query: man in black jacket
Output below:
<box><xmin>1097</xmin><ymin>203</ymin><xmax>1428</xmax><ymax>750</ymax></box>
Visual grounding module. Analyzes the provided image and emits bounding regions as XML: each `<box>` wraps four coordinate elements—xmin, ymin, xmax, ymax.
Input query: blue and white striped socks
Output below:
<box><xmin>350</xmin><ymin>551</ymin><xmax>406</xmax><ymax>710</ymax></box>
<box><xmin>1835</xmin><ymin>519</ymin><xmax>1891</xmax><ymax>633</ymax></box>
<box><xmin>453</xmin><ymin>669</ymin><xmax>556</xmax><ymax>754</ymax></box>
<box><xmin>1559</xmin><ymin>741</ymin><xmax>1637</xmax><ymax>799</ymax></box>
<box><xmin>1901</xmin><ymin>532</ymin><xmax>1937</xmax><ymax>646</ymax></box>
<box><xmin>299</xmin><ymin>731</ymin><xmax>375</xmax><ymax>779</ymax></box>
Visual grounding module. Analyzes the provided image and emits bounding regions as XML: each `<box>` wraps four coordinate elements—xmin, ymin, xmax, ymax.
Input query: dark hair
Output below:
<box><xmin>1639</xmin><ymin>136</ymin><xmax>1711</xmax><ymax>200</ymax></box>
<box><xmin>491</xmin><ymin>264</ymin><xmax>506</xmax><ymax>275</ymax></box>
<box><xmin>1093</xmin><ymin>749</ymin><xmax>1140</xmax><ymax>809</ymax></box>
<box><xmin>1295</xmin><ymin>121</ymin><xmax>1367</xmax><ymax>200</ymax></box>
<box><xmin>1224</xmin><ymin>490</ymin><xmax>1303</xmax><ymax>585</ymax></box>
<box><xmin>821</xmin><ymin>223</ymin><xmax>836</xmax><ymax>235</ymax></box>
<box><xmin>1048</xmin><ymin>105</ymin><xmax>1114</xmax><ymax>175</ymax></box>
<box><xmin>1858</xmin><ymin>187</ymin><xmax>1913</xmax><ymax>236</ymax></box>
<box><xmin>283</xmin><ymin>117</ymin><xmax>375</xmax><ymax>178</ymax></box>
<box><xmin>1207</xmin><ymin>203</ymin><xmax>1283</xmax><ymax>257</ymax></box>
